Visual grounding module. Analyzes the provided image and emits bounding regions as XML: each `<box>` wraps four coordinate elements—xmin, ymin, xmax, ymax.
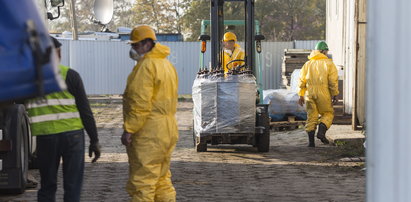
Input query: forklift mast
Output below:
<box><xmin>193</xmin><ymin>0</ymin><xmax>270</xmax><ymax>153</ymax></box>
<box><xmin>210</xmin><ymin>0</ymin><xmax>256</xmax><ymax>75</ymax></box>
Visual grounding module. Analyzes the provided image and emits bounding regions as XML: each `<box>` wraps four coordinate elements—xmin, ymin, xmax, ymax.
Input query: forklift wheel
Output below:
<box><xmin>193</xmin><ymin>133</ymin><xmax>207</xmax><ymax>152</ymax></box>
<box><xmin>256</xmin><ymin>133</ymin><xmax>269</xmax><ymax>152</ymax></box>
<box><xmin>256</xmin><ymin>105</ymin><xmax>270</xmax><ymax>152</ymax></box>
<box><xmin>193</xmin><ymin>121</ymin><xmax>207</xmax><ymax>152</ymax></box>
<box><xmin>196</xmin><ymin>142</ymin><xmax>207</xmax><ymax>152</ymax></box>
<box><xmin>0</xmin><ymin>105</ymin><xmax>29</xmax><ymax>194</ymax></box>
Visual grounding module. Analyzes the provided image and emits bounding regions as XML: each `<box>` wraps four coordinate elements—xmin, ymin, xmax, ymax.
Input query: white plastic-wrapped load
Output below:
<box><xmin>263</xmin><ymin>89</ymin><xmax>307</xmax><ymax>121</ymax></box>
<box><xmin>290</xmin><ymin>69</ymin><xmax>301</xmax><ymax>93</ymax></box>
<box><xmin>192</xmin><ymin>74</ymin><xmax>257</xmax><ymax>137</ymax></box>
<box><xmin>192</xmin><ymin>74</ymin><xmax>218</xmax><ymax>134</ymax></box>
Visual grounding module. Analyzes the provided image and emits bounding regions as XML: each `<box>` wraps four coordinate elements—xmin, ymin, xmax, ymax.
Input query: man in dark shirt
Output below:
<box><xmin>26</xmin><ymin>37</ymin><xmax>101</xmax><ymax>202</ymax></box>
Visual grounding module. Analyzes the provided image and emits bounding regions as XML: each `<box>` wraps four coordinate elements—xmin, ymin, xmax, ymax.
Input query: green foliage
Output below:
<box><xmin>334</xmin><ymin>140</ymin><xmax>347</xmax><ymax>146</ymax></box>
<box><xmin>48</xmin><ymin>0</ymin><xmax>135</xmax><ymax>32</ymax></box>
<box><xmin>131</xmin><ymin>0</ymin><xmax>191</xmax><ymax>33</ymax></box>
<box><xmin>48</xmin><ymin>0</ymin><xmax>326</xmax><ymax>41</ymax></box>
<box><xmin>182</xmin><ymin>0</ymin><xmax>326</xmax><ymax>41</ymax></box>
<box><xmin>180</xmin><ymin>0</ymin><xmax>249</xmax><ymax>41</ymax></box>
<box><xmin>334</xmin><ymin>140</ymin><xmax>365</xmax><ymax>158</ymax></box>
<box><xmin>180</xmin><ymin>0</ymin><xmax>210</xmax><ymax>41</ymax></box>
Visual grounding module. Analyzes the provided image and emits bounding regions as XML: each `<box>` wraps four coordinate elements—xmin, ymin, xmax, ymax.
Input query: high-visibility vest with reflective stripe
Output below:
<box><xmin>26</xmin><ymin>65</ymin><xmax>84</xmax><ymax>136</ymax></box>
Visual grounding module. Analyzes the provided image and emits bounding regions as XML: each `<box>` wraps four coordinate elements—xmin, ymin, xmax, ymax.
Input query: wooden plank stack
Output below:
<box><xmin>282</xmin><ymin>49</ymin><xmax>311</xmax><ymax>87</ymax></box>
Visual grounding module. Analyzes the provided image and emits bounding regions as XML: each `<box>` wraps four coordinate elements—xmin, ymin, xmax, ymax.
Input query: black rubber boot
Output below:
<box><xmin>307</xmin><ymin>131</ymin><xmax>315</xmax><ymax>147</ymax></box>
<box><xmin>317</xmin><ymin>123</ymin><xmax>329</xmax><ymax>144</ymax></box>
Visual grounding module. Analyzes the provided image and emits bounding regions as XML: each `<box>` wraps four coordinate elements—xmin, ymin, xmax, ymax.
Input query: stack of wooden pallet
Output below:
<box><xmin>270</xmin><ymin>116</ymin><xmax>306</xmax><ymax>131</ymax></box>
<box><xmin>282</xmin><ymin>49</ymin><xmax>311</xmax><ymax>87</ymax></box>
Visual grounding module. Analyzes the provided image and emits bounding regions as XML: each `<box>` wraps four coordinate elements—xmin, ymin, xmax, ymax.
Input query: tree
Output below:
<box><xmin>171</xmin><ymin>0</ymin><xmax>189</xmax><ymax>33</ymax></box>
<box><xmin>181</xmin><ymin>0</ymin><xmax>326</xmax><ymax>41</ymax></box>
<box><xmin>112</xmin><ymin>0</ymin><xmax>137</xmax><ymax>29</ymax></box>
<box><xmin>255</xmin><ymin>0</ymin><xmax>326</xmax><ymax>41</ymax></box>
<box><xmin>131</xmin><ymin>0</ymin><xmax>186</xmax><ymax>33</ymax></box>
<box><xmin>180</xmin><ymin>0</ymin><xmax>209</xmax><ymax>41</ymax></box>
<box><xmin>180</xmin><ymin>0</ymin><xmax>247</xmax><ymax>41</ymax></box>
<box><xmin>47</xmin><ymin>0</ymin><xmax>326</xmax><ymax>41</ymax></box>
<box><xmin>48</xmin><ymin>0</ymin><xmax>135</xmax><ymax>33</ymax></box>
<box><xmin>47</xmin><ymin>3</ymin><xmax>72</xmax><ymax>32</ymax></box>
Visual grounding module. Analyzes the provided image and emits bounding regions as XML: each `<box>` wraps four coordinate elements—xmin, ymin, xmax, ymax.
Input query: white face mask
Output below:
<box><xmin>129</xmin><ymin>48</ymin><xmax>143</xmax><ymax>61</ymax></box>
<box><xmin>224</xmin><ymin>49</ymin><xmax>233</xmax><ymax>55</ymax></box>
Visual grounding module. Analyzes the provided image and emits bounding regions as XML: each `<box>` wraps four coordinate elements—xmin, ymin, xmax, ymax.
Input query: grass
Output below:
<box><xmin>178</xmin><ymin>94</ymin><xmax>193</xmax><ymax>102</ymax></box>
<box><xmin>332</xmin><ymin>139</ymin><xmax>365</xmax><ymax>158</ymax></box>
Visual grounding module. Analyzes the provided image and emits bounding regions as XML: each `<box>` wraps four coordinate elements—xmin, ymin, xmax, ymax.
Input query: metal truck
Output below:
<box><xmin>0</xmin><ymin>0</ymin><xmax>66</xmax><ymax>193</ymax></box>
<box><xmin>0</xmin><ymin>0</ymin><xmax>114</xmax><ymax>194</ymax></box>
<box><xmin>0</xmin><ymin>0</ymin><xmax>72</xmax><ymax>194</ymax></box>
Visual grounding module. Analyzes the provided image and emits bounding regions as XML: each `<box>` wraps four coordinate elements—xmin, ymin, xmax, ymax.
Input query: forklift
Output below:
<box><xmin>192</xmin><ymin>0</ymin><xmax>270</xmax><ymax>152</ymax></box>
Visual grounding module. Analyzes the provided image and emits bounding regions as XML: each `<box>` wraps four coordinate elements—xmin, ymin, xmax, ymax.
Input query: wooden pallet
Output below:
<box><xmin>284</xmin><ymin>49</ymin><xmax>312</xmax><ymax>54</ymax></box>
<box><xmin>283</xmin><ymin>58</ymin><xmax>309</xmax><ymax>63</ymax></box>
<box><xmin>281</xmin><ymin>49</ymin><xmax>311</xmax><ymax>87</ymax></box>
<box><xmin>270</xmin><ymin>116</ymin><xmax>306</xmax><ymax>131</ymax></box>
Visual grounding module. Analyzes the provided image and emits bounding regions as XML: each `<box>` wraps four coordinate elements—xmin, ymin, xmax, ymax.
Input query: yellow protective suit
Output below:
<box><xmin>298</xmin><ymin>50</ymin><xmax>339</xmax><ymax>132</ymax></box>
<box><xmin>223</xmin><ymin>43</ymin><xmax>245</xmax><ymax>73</ymax></box>
<box><xmin>123</xmin><ymin>43</ymin><xmax>179</xmax><ymax>202</ymax></box>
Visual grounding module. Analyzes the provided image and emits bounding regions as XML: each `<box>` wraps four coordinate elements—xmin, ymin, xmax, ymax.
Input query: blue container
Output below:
<box><xmin>156</xmin><ymin>34</ymin><xmax>183</xmax><ymax>42</ymax></box>
<box><xmin>0</xmin><ymin>1</ymin><xmax>64</xmax><ymax>102</ymax></box>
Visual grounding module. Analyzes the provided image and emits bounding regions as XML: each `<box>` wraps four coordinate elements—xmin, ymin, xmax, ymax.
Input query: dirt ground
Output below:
<box><xmin>0</xmin><ymin>101</ymin><xmax>365</xmax><ymax>202</ymax></box>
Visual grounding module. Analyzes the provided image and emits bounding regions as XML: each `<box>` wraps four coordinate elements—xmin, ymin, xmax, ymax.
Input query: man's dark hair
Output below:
<box><xmin>50</xmin><ymin>36</ymin><xmax>62</xmax><ymax>48</ymax></box>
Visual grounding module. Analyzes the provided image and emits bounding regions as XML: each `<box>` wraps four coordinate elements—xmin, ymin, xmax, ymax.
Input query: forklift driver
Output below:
<box><xmin>222</xmin><ymin>32</ymin><xmax>245</xmax><ymax>73</ymax></box>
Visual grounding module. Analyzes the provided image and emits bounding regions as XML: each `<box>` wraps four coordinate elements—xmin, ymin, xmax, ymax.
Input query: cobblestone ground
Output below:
<box><xmin>0</xmin><ymin>101</ymin><xmax>365</xmax><ymax>202</ymax></box>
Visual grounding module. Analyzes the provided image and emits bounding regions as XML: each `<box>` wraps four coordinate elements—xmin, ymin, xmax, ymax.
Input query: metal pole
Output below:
<box><xmin>69</xmin><ymin>0</ymin><xmax>78</xmax><ymax>40</ymax></box>
<box><xmin>210</xmin><ymin>0</ymin><xmax>224</xmax><ymax>70</ymax></box>
<box><xmin>246</xmin><ymin>0</ymin><xmax>255</xmax><ymax>73</ymax></box>
<box><xmin>244</xmin><ymin>0</ymin><xmax>247</xmax><ymax>68</ymax></box>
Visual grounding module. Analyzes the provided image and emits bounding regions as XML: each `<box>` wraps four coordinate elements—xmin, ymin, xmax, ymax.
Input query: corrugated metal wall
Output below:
<box><xmin>57</xmin><ymin>40</ymin><xmax>318</xmax><ymax>95</ymax></box>
<box><xmin>261</xmin><ymin>42</ymin><xmax>293</xmax><ymax>89</ymax></box>
<box><xmin>60</xmin><ymin>40</ymin><xmax>70</xmax><ymax>65</ymax></box>
<box><xmin>167</xmin><ymin>42</ymin><xmax>208</xmax><ymax>95</ymax></box>
<box><xmin>294</xmin><ymin>40</ymin><xmax>321</xmax><ymax>49</ymax></box>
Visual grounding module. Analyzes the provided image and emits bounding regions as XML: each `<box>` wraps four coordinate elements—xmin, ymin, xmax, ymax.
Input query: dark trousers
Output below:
<box><xmin>36</xmin><ymin>129</ymin><xmax>85</xmax><ymax>202</ymax></box>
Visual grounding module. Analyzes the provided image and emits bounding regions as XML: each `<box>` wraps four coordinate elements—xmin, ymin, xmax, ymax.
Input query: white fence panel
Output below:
<box><xmin>261</xmin><ymin>42</ymin><xmax>293</xmax><ymax>89</ymax></box>
<box><xmin>69</xmin><ymin>40</ymin><xmax>132</xmax><ymax>95</ymax></box>
<box><xmin>367</xmin><ymin>0</ymin><xmax>411</xmax><ymax>201</ymax></box>
<box><xmin>294</xmin><ymin>40</ymin><xmax>320</xmax><ymax>50</ymax></box>
<box><xmin>57</xmin><ymin>40</ymin><xmax>317</xmax><ymax>95</ymax></box>
<box><xmin>165</xmin><ymin>42</ymin><xmax>206</xmax><ymax>95</ymax></box>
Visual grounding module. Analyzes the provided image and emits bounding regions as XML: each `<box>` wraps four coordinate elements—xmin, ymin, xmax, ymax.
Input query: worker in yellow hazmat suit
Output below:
<box><xmin>298</xmin><ymin>41</ymin><xmax>339</xmax><ymax>147</ymax></box>
<box><xmin>121</xmin><ymin>25</ymin><xmax>179</xmax><ymax>202</ymax></box>
<box><xmin>222</xmin><ymin>32</ymin><xmax>245</xmax><ymax>73</ymax></box>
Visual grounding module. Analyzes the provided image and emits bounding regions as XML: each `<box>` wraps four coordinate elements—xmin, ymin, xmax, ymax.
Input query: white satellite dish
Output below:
<box><xmin>94</xmin><ymin>0</ymin><xmax>113</xmax><ymax>25</ymax></box>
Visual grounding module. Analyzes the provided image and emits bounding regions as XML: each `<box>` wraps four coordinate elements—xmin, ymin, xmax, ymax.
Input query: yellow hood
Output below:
<box><xmin>145</xmin><ymin>43</ymin><xmax>170</xmax><ymax>59</ymax></box>
<box><xmin>308</xmin><ymin>50</ymin><xmax>328</xmax><ymax>60</ymax></box>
